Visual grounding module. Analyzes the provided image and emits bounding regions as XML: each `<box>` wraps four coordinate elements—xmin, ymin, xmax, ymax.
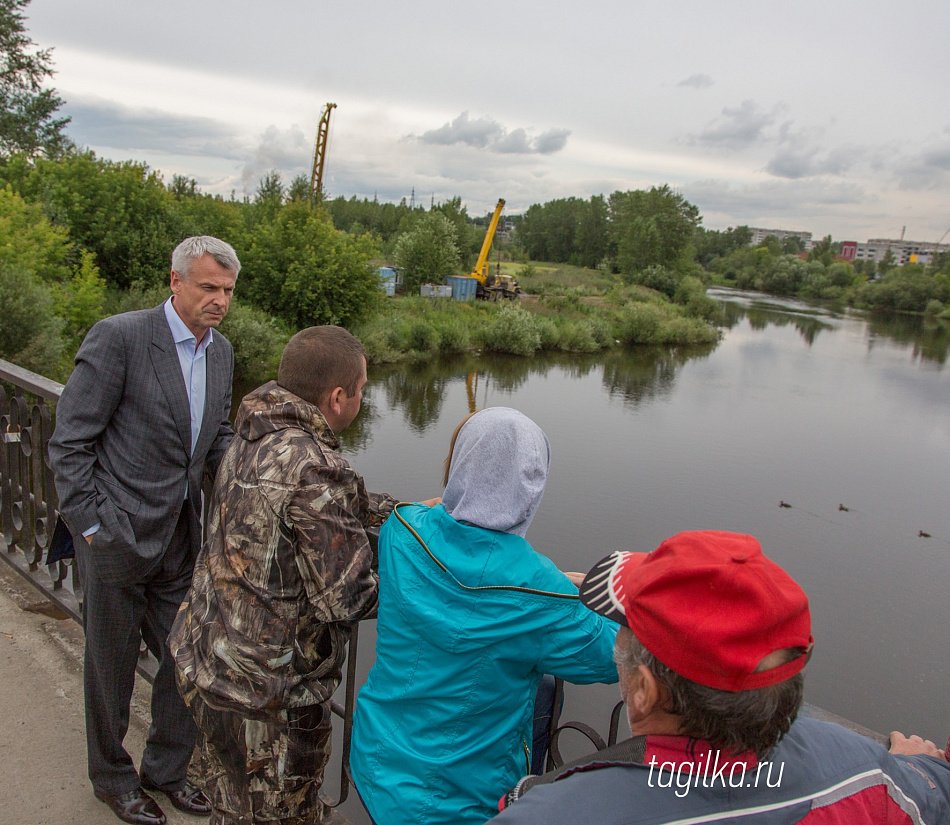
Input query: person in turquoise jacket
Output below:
<box><xmin>350</xmin><ymin>407</ymin><xmax>619</xmax><ymax>825</ymax></box>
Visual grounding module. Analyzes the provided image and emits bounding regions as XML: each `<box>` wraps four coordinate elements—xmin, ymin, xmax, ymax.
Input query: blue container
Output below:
<box><xmin>447</xmin><ymin>275</ymin><xmax>478</xmax><ymax>301</ymax></box>
<box><xmin>377</xmin><ymin>266</ymin><xmax>398</xmax><ymax>297</ymax></box>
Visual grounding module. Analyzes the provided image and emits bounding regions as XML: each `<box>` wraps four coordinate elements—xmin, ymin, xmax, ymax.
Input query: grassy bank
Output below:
<box><xmin>353</xmin><ymin>262</ymin><xmax>720</xmax><ymax>363</ymax></box>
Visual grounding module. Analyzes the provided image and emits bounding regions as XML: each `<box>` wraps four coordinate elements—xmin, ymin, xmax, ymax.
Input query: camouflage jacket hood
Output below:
<box><xmin>235</xmin><ymin>380</ymin><xmax>339</xmax><ymax>450</ymax></box>
<box><xmin>170</xmin><ymin>381</ymin><xmax>394</xmax><ymax>716</ymax></box>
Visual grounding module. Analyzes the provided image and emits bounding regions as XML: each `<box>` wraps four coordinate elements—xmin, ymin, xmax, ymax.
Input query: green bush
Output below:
<box><xmin>617</xmin><ymin>302</ymin><xmax>718</xmax><ymax>346</ymax></box>
<box><xmin>855</xmin><ymin>270</ymin><xmax>949</xmax><ymax>313</ymax></box>
<box><xmin>434</xmin><ymin>318</ymin><xmax>471</xmax><ymax>354</ymax></box>
<box><xmin>673</xmin><ymin>275</ymin><xmax>719</xmax><ymax>321</ymax></box>
<box><xmin>556</xmin><ymin>319</ymin><xmax>601</xmax><ymax>353</ymax></box>
<box><xmin>0</xmin><ymin>265</ymin><xmax>65</xmax><ymax>379</ymax></box>
<box><xmin>218</xmin><ymin>302</ymin><xmax>290</xmax><ymax>384</ymax></box>
<box><xmin>925</xmin><ymin>299</ymin><xmax>944</xmax><ymax>316</ymax></box>
<box><xmin>404</xmin><ymin>319</ymin><xmax>438</xmax><ymax>354</ymax></box>
<box><xmin>359</xmin><ymin>326</ymin><xmax>401</xmax><ymax>364</ymax></box>
<box><xmin>618</xmin><ymin>303</ymin><xmax>664</xmax><ymax>344</ymax></box>
<box><xmin>107</xmin><ymin>281</ymin><xmax>169</xmax><ymax>315</ymax></box>
<box><xmin>627</xmin><ymin>265</ymin><xmax>679</xmax><ymax>298</ymax></box>
<box><xmin>534</xmin><ymin>315</ymin><xmax>560</xmax><ymax>350</ymax></box>
<box><xmin>481</xmin><ymin>304</ymin><xmax>542</xmax><ymax>355</ymax></box>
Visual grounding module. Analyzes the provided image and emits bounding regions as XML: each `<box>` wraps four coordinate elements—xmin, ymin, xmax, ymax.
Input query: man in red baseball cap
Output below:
<box><xmin>493</xmin><ymin>530</ymin><xmax>950</xmax><ymax>824</ymax></box>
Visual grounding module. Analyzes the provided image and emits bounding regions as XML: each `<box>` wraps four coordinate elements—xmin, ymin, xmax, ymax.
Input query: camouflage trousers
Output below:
<box><xmin>188</xmin><ymin>694</ymin><xmax>331</xmax><ymax>825</ymax></box>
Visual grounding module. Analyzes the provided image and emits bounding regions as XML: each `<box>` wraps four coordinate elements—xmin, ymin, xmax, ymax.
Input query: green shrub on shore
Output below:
<box><xmin>352</xmin><ymin>272</ymin><xmax>720</xmax><ymax>362</ymax></box>
<box><xmin>482</xmin><ymin>304</ymin><xmax>543</xmax><ymax>355</ymax></box>
<box><xmin>617</xmin><ymin>303</ymin><xmax>718</xmax><ymax>346</ymax></box>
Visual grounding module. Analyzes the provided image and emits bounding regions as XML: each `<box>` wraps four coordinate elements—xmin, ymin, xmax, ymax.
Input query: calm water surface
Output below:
<box><xmin>318</xmin><ymin>289</ymin><xmax>949</xmax><ymax>821</ymax></box>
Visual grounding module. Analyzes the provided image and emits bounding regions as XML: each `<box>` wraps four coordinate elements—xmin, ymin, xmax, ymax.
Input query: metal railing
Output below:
<box><xmin>0</xmin><ymin>359</ymin><xmax>80</xmax><ymax>621</ymax></box>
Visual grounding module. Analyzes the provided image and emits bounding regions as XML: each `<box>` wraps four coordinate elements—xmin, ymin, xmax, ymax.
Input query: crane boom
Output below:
<box><xmin>309</xmin><ymin>103</ymin><xmax>336</xmax><ymax>199</ymax></box>
<box><xmin>470</xmin><ymin>199</ymin><xmax>506</xmax><ymax>280</ymax></box>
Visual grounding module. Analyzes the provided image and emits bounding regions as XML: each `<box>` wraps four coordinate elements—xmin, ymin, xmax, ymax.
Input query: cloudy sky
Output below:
<box><xmin>26</xmin><ymin>0</ymin><xmax>950</xmax><ymax>243</ymax></box>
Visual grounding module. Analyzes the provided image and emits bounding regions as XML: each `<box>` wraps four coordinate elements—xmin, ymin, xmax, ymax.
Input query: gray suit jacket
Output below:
<box><xmin>49</xmin><ymin>303</ymin><xmax>234</xmax><ymax>585</ymax></box>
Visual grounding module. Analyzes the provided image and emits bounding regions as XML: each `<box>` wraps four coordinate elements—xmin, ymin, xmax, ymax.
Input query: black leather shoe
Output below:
<box><xmin>140</xmin><ymin>776</ymin><xmax>212</xmax><ymax>816</ymax></box>
<box><xmin>94</xmin><ymin>788</ymin><xmax>167</xmax><ymax>825</ymax></box>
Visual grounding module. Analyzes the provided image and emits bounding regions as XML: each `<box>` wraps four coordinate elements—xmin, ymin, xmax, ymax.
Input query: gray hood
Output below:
<box><xmin>442</xmin><ymin>407</ymin><xmax>551</xmax><ymax>537</ymax></box>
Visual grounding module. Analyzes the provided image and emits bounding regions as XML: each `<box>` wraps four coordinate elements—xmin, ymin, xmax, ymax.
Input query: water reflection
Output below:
<box><xmin>716</xmin><ymin>292</ymin><xmax>836</xmax><ymax>346</ymax></box>
<box><xmin>713</xmin><ymin>286</ymin><xmax>950</xmax><ymax>365</ymax></box>
<box><xmin>866</xmin><ymin>313</ymin><xmax>950</xmax><ymax>365</ymax></box>
<box><xmin>601</xmin><ymin>345</ymin><xmax>717</xmax><ymax>405</ymax></box>
<box><xmin>357</xmin><ymin>343</ymin><xmax>720</xmax><ymax>438</ymax></box>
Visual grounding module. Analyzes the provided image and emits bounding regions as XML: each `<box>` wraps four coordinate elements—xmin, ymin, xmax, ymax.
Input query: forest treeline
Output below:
<box><xmin>0</xmin><ymin>150</ymin><xmax>722</xmax><ymax>381</ymax></box>
<box><xmin>3</xmin><ymin>148</ymin><xmax>949</xmax><ymax>385</ymax></box>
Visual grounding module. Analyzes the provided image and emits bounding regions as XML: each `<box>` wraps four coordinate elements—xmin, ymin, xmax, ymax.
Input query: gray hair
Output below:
<box><xmin>616</xmin><ymin>632</ymin><xmax>804</xmax><ymax>758</ymax></box>
<box><xmin>171</xmin><ymin>236</ymin><xmax>241</xmax><ymax>281</ymax></box>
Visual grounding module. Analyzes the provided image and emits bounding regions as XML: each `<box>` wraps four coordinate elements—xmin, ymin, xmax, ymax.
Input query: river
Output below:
<box><xmin>306</xmin><ymin>288</ymin><xmax>950</xmax><ymax>821</ymax></box>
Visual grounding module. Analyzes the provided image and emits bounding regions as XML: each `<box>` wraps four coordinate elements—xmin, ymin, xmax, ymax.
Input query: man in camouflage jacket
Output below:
<box><xmin>170</xmin><ymin>326</ymin><xmax>427</xmax><ymax>824</ymax></box>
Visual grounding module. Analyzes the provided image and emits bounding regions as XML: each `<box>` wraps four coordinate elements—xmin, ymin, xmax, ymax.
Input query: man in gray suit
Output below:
<box><xmin>49</xmin><ymin>236</ymin><xmax>240</xmax><ymax>825</ymax></box>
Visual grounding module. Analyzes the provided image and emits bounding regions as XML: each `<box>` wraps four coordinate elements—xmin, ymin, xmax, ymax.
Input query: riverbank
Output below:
<box><xmin>353</xmin><ymin>284</ymin><xmax>720</xmax><ymax>364</ymax></box>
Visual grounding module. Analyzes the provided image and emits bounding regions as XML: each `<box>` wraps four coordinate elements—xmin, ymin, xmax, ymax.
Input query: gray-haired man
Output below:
<box><xmin>50</xmin><ymin>236</ymin><xmax>240</xmax><ymax>825</ymax></box>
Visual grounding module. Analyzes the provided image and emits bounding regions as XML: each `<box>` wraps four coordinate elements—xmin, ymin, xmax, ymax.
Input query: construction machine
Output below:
<box><xmin>309</xmin><ymin>103</ymin><xmax>336</xmax><ymax>200</ymax></box>
<box><xmin>469</xmin><ymin>198</ymin><xmax>521</xmax><ymax>300</ymax></box>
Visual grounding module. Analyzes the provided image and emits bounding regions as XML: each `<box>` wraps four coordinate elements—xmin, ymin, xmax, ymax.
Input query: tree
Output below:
<box><xmin>782</xmin><ymin>236</ymin><xmax>805</xmax><ymax>255</ymax></box>
<box><xmin>608</xmin><ymin>186</ymin><xmax>701</xmax><ymax>277</ymax></box>
<box><xmin>0</xmin><ymin>0</ymin><xmax>70</xmax><ymax>156</ymax></box>
<box><xmin>757</xmin><ymin>235</ymin><xmax>784</xmax><ymax>257</ymax></box>
<box><xmin>0</xmin><ymin>263</ymin><xmax>64</xmax><ymax>376</ymax></box>
<box><xmin>255</xmin><ymin>169</ymin><xmax>284</xmax><ymax>205</ymax></box>
<box><xmin>877</xmin><ymin>248</ymin><xmax>896</xmax><ymax>276</ymax></box>
<box><xmin>431</xmin><ymin>197</ymin><xmax>476</xmax><ymax>267</ymax></box>
<box><xmin>0</xmin><ymin>151</ymin><xmax>183</xmax><ymax>288</ymax></box>
<box><xmin>575</xmin><ymin>195</ymin><xmax>608</xmax><ymax>268</ymax></box>
<box><xmin>241</xmin><ymin>200</ymin><xmax>382</xmax><ymax>329</ymax></box>
<box><xmin>168</xmin><ymin>174</ymin><xmax>197</xmax><ymax>199</ymax></box>
<box><xmin>0</xmin><ymin>182</ymin><xmax>72</xmax><ymax>279</ymax></box>
<box><xmin>694</xmin><ymin>225</ymin><xmax>752</xmax><ymax>267</ymax></box>
<box><xmin>286</xmin><ymin>174</ymin><xmax>311</xmax><ymax>203</ymax></box>
<box><xmin>393</xmin><ymin>211</ymin><xmax>461</xmax><ymax>294</ymax></box>
<box><xmin>807</xmin><ymin>235</ymin><xmax>834</xmax><ymax>266</ymax></box>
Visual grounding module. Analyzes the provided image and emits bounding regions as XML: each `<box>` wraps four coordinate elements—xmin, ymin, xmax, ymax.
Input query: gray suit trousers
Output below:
<box><xmin>76</xmin><ymin>503</ymin><xmax>200</xmax><ymax>795</ymax></box>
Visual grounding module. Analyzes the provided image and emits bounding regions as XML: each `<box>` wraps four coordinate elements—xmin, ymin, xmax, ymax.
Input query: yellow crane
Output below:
<box><xmin>309</xmin><ymin>103</ymin><xmax>336</xmax><ymax>200</ymax></box>
<box><xmin>469</xmin><ymin>198</ymin><xmax>521</xmax><ymax>300</ymax></box>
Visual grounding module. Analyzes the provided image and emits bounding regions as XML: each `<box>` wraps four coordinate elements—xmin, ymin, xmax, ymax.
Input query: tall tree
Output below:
<box><xmin>608</xmin><ymin>185</ymin><xmax>701</xmax><ymax>277</ymax></box>
<box><xmin>393</xmin><ymin>211</ymin><xmax>461</xmax><ymax>294</ymax></box>
<box><xmin>241</xmin><ymin>200</ymin><xmax>382</xmax><ymax>328</ymax></box>
<box><xmin>0</xmin><ymin>0</ymin><xmax>70</xmax><ymax>156</ymax></box>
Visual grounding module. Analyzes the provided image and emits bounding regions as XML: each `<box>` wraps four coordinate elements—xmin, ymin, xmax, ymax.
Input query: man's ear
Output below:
<box><xmin>324</xmin><ymin>386</ymin><xmax>346</xmax><ymax>416</ymax></box>
<box><xmin>628</xmin><ymin>664</ymin><xmax>663</xmax><ymax>718</ymax></box>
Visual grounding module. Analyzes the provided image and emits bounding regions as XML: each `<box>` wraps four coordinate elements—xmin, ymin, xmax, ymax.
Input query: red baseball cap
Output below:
<box><xmin>580</xmin><ymin>531</ymin><xmax>813</xmax><ymax>692</ymax></box>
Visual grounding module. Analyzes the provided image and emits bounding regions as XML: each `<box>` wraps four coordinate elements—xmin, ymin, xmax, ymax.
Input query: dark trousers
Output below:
<box><xmin>531</xmin><ymin>674</ymin><xmax>562</xmax><ymax>774</ymax></box>
<box><xmin>76</xmin><ymin>503</ymin><xmax>199</xmax><ymax>795</ymax></box>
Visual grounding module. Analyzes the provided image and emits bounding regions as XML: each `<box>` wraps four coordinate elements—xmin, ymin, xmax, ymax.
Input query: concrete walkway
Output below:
<box><xmin>0</xmin><ymin>563</ymin><xmax>199</xmax><ymax>824</ymax></box>
<box><xmin>0</xmin><ymin>564</ymin><xmax>355</xmax><ymax>825</ymax></box>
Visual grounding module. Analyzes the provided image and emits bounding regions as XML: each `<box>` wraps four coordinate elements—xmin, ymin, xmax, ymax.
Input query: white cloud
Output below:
<box><xmin>417</xmin><ymin>112</ymin><xmax>570</xmax><ymax>155</ymax></box>
<box><xmin>765</xmin><ymin>123</ymin><xmax>861</xmax><ymax>179</ymax></box>
<box><xmin>692</xmin><ymin>100</ymin><xmax>783</xmax><ymax>150</ymax></box>
<box><xmin>678</xmin><ymin>73</ymin><xmax>714</xmax><ymax>89</ymax></box>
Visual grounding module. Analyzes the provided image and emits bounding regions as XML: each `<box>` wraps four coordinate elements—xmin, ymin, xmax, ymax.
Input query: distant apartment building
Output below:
<box><xmin>851</xmin><ymin>238</ymin><xmax>950</xmax><ymax>267</ymax></box>
<box><xmin>748</xmin><ymin>227</ymin><xmax>814</xmax><ymax>248</ymax></box>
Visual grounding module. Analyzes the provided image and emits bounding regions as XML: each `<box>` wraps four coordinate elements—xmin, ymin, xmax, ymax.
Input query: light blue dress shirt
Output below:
<box><xmin>163</xmin><ymin>296</ymin><xmax>212</xmax><ymax>456</ymax></box>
